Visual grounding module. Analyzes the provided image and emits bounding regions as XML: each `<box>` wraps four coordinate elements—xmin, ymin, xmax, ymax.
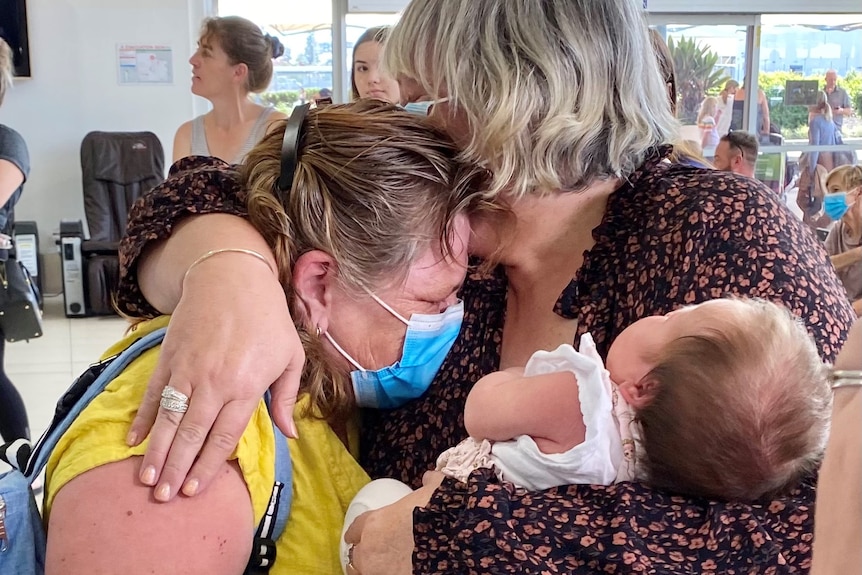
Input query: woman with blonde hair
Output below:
<box><xmin>716</xmin><ymin>79</ymin><xmax>738</xmax><ymax>136</ymax></box>
<box><xmin>0</xmin><ymin>38</ymin><xmax>31</xmax><ymax>442</ymax></box>
<box><xmin>823</xmin><ymin>165</ymin><xmax>862</xmax><ymax>316</ymax></box>
<box><xmin>172</xmin><ymin>16</ymin><xmax>287</xmax><ymax>163</ymax></box>
<box><xmin>44</xmin><ymin>100</ymin><xmax>482</xmax><ymax>574</ymax></box>
<box><xmin>113</xmin><ymin>1</ymin><xmax>852</xmax><ymax>572</ymax></box>
<box><xmin>806</xmin><ymin>90</ymin><xmax>841</xmax><ymax>178</ymax></box>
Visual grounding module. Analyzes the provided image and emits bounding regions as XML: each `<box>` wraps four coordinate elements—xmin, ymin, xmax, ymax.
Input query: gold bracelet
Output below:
<box><xmin>183</xmin><ymin>248</ymin><xmax>276</xmax><ymax>284</ymax></box>
<box><xmin>830</xmin><ymin>369</ymin><xmax>862</xmax><ymax>390</ymax></box>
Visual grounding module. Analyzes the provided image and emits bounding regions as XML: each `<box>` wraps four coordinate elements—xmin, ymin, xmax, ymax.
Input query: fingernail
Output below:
<box><xmin>141</xmin><ymin>466</ymin><xmax>156</xmax><ymax>486</ymax></box>
<box><xmin>182</xmin><ymin>479</ymin><xmax>199</xmax><ymax>497</ymax></box>
<box><xmin>126</xmin><ymin>430</ymin><xmax>138</xmax><ymax>446</ymax></box>
<box><xmin>155</xmin><ymin>483</ymin><xmax>171</xmax><ymax>502</ymax></box>
<box><xmin>288</xmin><ymin>419</ymin><xmax>299</xmax><ymax>439</ymax></box>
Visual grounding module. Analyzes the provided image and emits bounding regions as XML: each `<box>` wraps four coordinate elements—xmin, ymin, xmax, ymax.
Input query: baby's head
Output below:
<box><xmin>606</xmin><ymin>298</ymin><xmax>831</xmax><ymax>501</ymax></box>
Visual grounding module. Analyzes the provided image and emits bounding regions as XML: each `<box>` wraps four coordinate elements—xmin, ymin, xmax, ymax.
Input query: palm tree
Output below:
<box><xmin>667</xmin><ymin>35</ymin><xmax>729</xmax><ymax>124</ymax></box>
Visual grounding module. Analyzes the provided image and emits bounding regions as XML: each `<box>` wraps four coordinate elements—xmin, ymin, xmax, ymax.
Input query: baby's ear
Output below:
<box><xmin>616</xmin><ymin>376</ymin><xmax>659</xmax><ymax>409</ymax></box>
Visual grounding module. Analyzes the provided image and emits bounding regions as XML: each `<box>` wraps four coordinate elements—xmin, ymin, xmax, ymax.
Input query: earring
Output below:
<box><xmin>315</xmin><ymin>326</ymin><xmax>321</xmax><ymax>337</ymax></box>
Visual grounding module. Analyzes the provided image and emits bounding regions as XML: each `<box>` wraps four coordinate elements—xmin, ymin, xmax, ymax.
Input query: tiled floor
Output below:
<box><xmin>8</xmin><ymin>295</ymin><xmax>129</xmax><ymax>440</ymax></box>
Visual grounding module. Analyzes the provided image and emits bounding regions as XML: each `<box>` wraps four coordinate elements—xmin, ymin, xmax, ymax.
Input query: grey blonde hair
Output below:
<box><xmin>242</xmin><ymin>100</ymin><xmax>484</xmax><ymax>423</ymax></box>
<box><xmin>825</xmin><ymin>164</ymin><xmax>862</xmax><ymax>192</ymax></box>
<box><xmin>636</xmin><ymin>298</ymin><xmax>831</xmax><ymax>502</ymax></box>
<box><xmin>385</xmin><ymin>0</ymin><xmax>678</xmax><ymax>199</ymax></box>
<box><xmin>720</xmin><ymin>79</ymin><xmax>739</xmax><ymax>105</ymax></box>
<box><xmin>0</xmin><ymin>38</ymin><xmax>13</xmax><ymax>107</ymax></box>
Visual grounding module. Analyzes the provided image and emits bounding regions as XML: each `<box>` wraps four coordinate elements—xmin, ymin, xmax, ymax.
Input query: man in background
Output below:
<box><xmin>713</xmin><ymin>131</ymin><xmax>759</xmax><ymax>179</ymax></box>
<box><xmin>825</xmin><ymin>70</ymin><xmax>853</xmax><ymax>132</ymax></box>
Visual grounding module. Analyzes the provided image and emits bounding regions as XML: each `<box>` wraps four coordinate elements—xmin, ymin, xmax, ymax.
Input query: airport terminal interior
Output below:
<box><xmin>0</xmin><ymin>0</ymin><xmax>860</xmax><ymax>572</ymax></box>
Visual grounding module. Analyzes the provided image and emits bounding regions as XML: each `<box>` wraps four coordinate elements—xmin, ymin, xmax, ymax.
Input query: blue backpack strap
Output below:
<box><xmin>25</xmin><ymin>328</ymin><xmax>168</xmax><ymax>481</ymax></box>
<box><xmin>19</xmin><ymin>324</ymin><xmax>292</xmax><ymax>574</ymax></box>
<box><xmin>245</xmin><ymin>393</ymin><xmax>293</xmax><ymax>574</ymax></box>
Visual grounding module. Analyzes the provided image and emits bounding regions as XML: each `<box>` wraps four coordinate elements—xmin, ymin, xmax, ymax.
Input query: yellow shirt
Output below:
<box><xmin>45</xmin><ymin>316</ymin><xmax>370</xmax><ymax>575</ymax></box>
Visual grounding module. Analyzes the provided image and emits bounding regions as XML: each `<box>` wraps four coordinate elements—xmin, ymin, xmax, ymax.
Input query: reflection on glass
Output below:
<box><xmin>760</xmin><ymin>15</ymin><xmax>862</xmax><ymax>143</ymax></box>
<box><xmin>651</xmin><ymin>24</ymin><xmax>748</xmax><ymax>157</ymax></box>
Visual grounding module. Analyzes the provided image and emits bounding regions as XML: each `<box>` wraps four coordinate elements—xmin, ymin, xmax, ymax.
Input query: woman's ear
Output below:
<box><xmin>616</xmin><ymin>377</ymin><xmax>658</xmax><ymax>410</ymax></box>
<box><xmin>233</xmin><ymin>62</ymin><xmax>249</xmax><ymax>84</ymax></box>
<box><xmin>292</xmin><ymin>250</ymin><xmax>336</xmax><ymax>334</ymax></box>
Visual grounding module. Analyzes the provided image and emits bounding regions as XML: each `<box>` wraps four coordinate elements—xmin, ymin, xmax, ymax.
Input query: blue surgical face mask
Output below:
<box><xmin>824</xmin><ymin>192</ymin><xmax>853</xmax><ymax>221</ymax></box>
<box><xmin>402</xmin><ymin>97</ymin><xmax>449</xmax><ymax>116</ymax></box>
<box><xmin>324</xmin><ymin>293</ymin><xmax>463</xmax><ymax>409</ymax></box>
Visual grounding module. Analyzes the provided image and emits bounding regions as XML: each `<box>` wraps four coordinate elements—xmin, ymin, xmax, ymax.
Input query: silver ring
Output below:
<box><xmin>160</xmin><ymin>385</ymin><xmax>189</xmax><ymax>413</ymax></box>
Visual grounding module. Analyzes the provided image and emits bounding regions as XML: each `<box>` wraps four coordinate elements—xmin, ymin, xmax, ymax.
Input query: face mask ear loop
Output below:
<box><xmin>323</xmin><ymin>331</ymin><xmax>367</xmax><ymax>372</ymax></box>
<box><xmin>363</xmin><ymin>288</ymin><xmax>410</xmax><ymax>325</ymax></box>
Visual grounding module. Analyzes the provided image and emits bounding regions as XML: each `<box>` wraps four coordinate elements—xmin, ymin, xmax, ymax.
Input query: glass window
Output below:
<box><xmin>758</xmin><ymin>14</ymin><xmax>862</xmax><ymax>143</ymax></box>
<box><xmin>216</xmin><ymin>0</ymin><xmax>334</xmax><ymax>113</ymax></box>
<box><xmin>650</xmin><ymin>24</ymin><xmax>749</xmax><ymax>157</ymax></box>
<box><xmin>344</xmin><ymin>13</ymin><xmax>401</xmax><ymax>102</ymax></box>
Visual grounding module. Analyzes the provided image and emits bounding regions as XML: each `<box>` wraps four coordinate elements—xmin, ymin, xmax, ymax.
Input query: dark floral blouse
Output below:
<box><xmin>119</xmin><ymin>150</ymin><xmax>854</xmax><ymax>574</ymax></box>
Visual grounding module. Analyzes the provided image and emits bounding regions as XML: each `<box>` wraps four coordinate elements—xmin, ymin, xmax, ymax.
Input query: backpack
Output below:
<box><xmin>0</xmin><ymin>327</ymin><xmax>292</xmax><ymax>575</ymax></box>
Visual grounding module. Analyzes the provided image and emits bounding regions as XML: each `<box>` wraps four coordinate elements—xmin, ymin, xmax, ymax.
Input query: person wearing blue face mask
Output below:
<box><xmin>324</xmin><ymin>291</ymin><xmax>464</xmax><ymax>409</ymax></box>
<box><xmin>823</xmin><ymin>165</ymin><xmax>862</xmax><ymax>317</ymax></box>
<box><xmin>43</xmin><ymin>100</ymin><xmax>485</xmax><ymax>575</ymax></box>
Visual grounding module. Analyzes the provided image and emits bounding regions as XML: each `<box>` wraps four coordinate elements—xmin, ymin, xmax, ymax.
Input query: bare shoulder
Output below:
<box><xmin>173</xmin><ymin>120</ymin><xmax>194</xmax><ymax>162</ymax></box>
<box><xmin>264</xmin><ymin>108</ymin><xmax>288</xmax><ymax>134</ymax></box>
<box><xmin>46</xmin><ymin>456</ymin><xmax>254</xmax><ymax>575</ymax></box>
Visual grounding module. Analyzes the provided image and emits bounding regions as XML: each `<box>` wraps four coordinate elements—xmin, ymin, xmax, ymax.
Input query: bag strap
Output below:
<box><xmin>245</xmin><ymin>393</ymin><xmax>293</xmax><ymax>574</ymax></box>
<box><xmin>22</xmin><ymin>326</ymin><xmax>294</xmax><ymax>573</ymax></box>
<box><xmin>0</xmin><ymin>438</ymin><xmax>31</xmax><ymax>473</ymax></box>
<box><xmin>25</xmin><ymin>328</ymin><xmax>170</xmax><ymax>479</ymax></box>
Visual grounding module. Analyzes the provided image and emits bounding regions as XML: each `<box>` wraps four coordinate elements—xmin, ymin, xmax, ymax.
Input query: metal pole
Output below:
<box><xmin>331</xmin><ymin>0</ymin><xmax>348</xmax><ymax>103</ymax></box>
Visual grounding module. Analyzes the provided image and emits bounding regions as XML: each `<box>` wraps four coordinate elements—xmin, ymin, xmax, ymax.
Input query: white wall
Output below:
<box><xmin>2</xmin><ymin>0</ymin><xmax>205</xmax><ymax>289</ymax></box>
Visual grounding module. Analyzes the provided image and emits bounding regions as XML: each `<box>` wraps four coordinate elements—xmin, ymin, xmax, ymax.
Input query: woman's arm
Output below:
<box><xmin>46</xmin><ymin>457</ymin><xmax>254</xmax><ymax>575</ymax></box>
<box><xmin>829</xmin><ymin>245</ymin><xmax>862</xmax><ymax>271</ymax></box>
<box><xmin>118</xmin><ymin>160</ymin><xmax>304</xmax><ymax>502</ymax></box>
<box><xmin>812</xmin><ymin>320</ymin><xmax>862</xmax><ymax>575</ymax></box>
<box><xmin>464</xmin><ymin>370</ymin><xmax>584</xmax><ymax>452</ymax></box>
<box><xmin>172</xmin><ymin>121</ymin><xmax>192</xmax><ymax>163</ymax></box>
<box><xmin>137</xmin><ymin>213</ymin><xmax>277</xmax><ymax>313</ymax></box>
<box><xmin>684</xmin><ymin>176</ymin><xmax>855</xmax><ymax>362</ymax></box>
<box><xmin>0</xmin><ymin>159</ymin><xmax>24</xmax><ymax>207</ymax></box>
<box><xmin>759</xmin><ymin>89</ymin><xmax>771</xmax><ymax>135</ymax></box>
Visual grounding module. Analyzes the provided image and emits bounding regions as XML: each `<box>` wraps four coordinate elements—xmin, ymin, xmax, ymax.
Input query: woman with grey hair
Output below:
<box><xmin>0</xmin><ymin>38</ymin><xmax>31</xmax><ymax>442</ymax></box>
<box><xmin>114</xmin><ymin>1</ymin><xmax>852</xmax><ymax>573</ymax></box>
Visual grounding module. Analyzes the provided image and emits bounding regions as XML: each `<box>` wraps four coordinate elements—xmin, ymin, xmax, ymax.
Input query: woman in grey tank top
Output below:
<box><xmin>173</xmin><ymin>16</ymin><xmax>288</xmax><ymax>165</ymax></box>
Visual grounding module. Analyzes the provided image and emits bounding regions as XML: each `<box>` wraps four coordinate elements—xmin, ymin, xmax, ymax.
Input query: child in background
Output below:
<box><xmin>698</xmin><ymin>96</ymin><xmax>721</xmax><ymax>150</ymax></box>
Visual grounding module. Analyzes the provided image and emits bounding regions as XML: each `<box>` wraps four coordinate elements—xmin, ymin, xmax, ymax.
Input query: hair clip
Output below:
<box><xmin>277</xmin><ymin>103</ymin><xmax>312</xmax><ymax>194</ymax></box>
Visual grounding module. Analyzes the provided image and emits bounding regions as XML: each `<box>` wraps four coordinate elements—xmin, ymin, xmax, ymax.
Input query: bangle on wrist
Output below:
<box><xmin>184</xmin><ymin>248</ymin><xmax>276</xmax><ymax>284</ymax></box>
<box><xmin>831</xmin><ymin>369</ymin><xmax>862</xmax><ymax>391</ymax></box>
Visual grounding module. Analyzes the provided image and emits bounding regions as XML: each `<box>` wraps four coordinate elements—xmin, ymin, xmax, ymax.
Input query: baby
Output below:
<box><xmin>431</xmin><ymin>297</ymin><xmax>831</xmax><ymax>500</ymax></box>
<box><xmin>342</xmin><ymin>298</ymin><xmax>831</xmax><ymax>570</ymax></box>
